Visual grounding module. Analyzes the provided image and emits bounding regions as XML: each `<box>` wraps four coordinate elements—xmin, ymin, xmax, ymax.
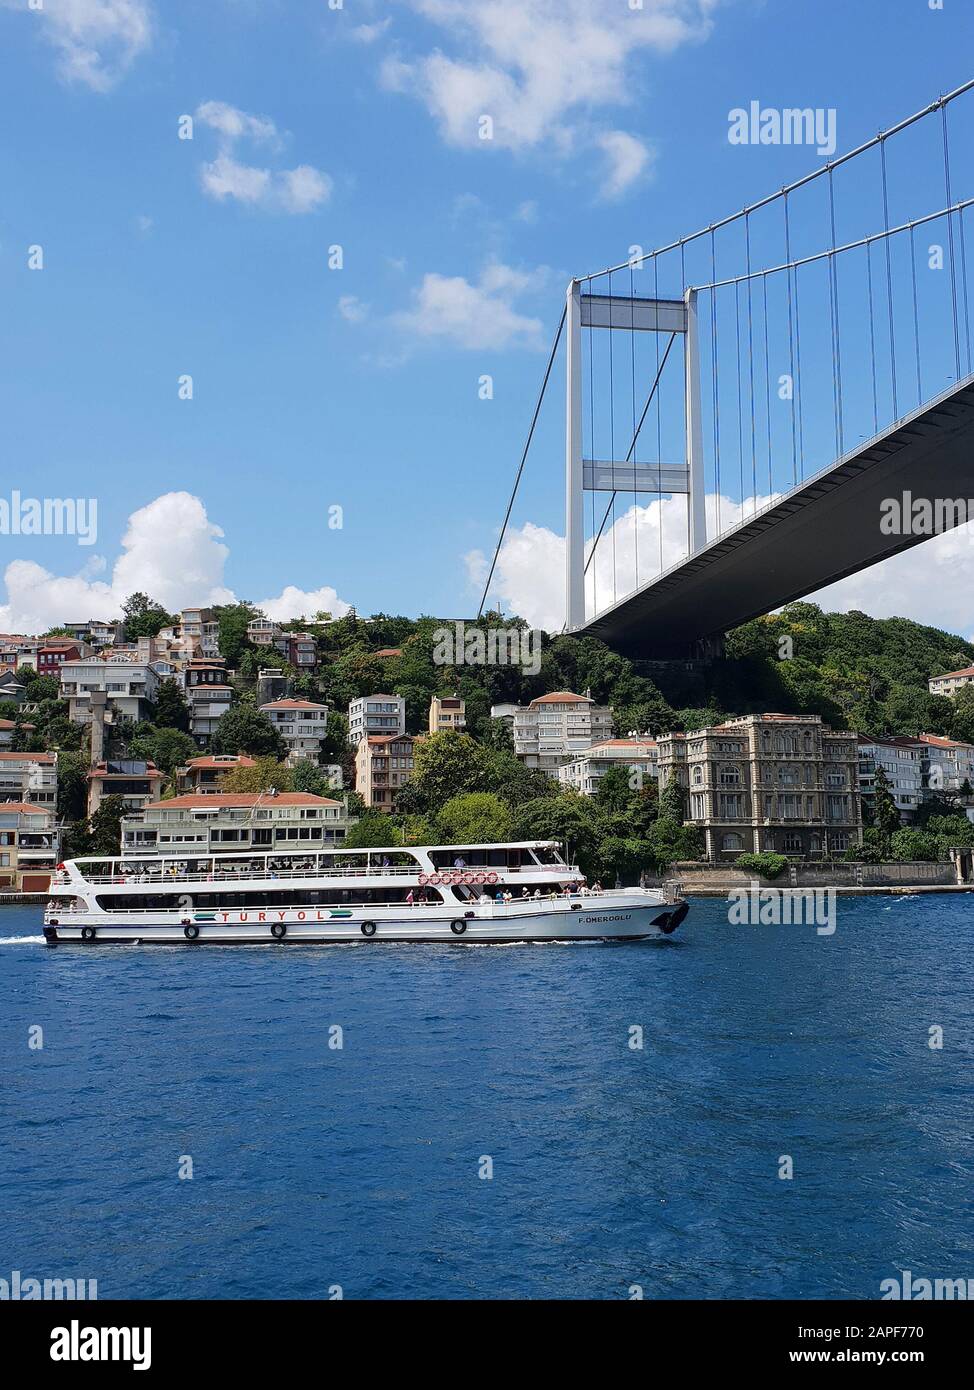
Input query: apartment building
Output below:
<box><xmin>247</xmin><ymin>617</ymin><xmax>281</xmax><ymax>647</ymax></box>
<box><xmin>355</xmin><ymin>734</ymin><xmax>416</xmax><ymax>811</ymax></box>
<box><xmin>928</xmin><ymin>664</ymin><xmax>974</xmax><ymax>698</ymax></box>
<box><xmin>557</xmin><ymin>737</ymin><xmax>659</xmax><ymax>796</ymax></box>
<box><xmin>87</xmin><ymin>760</ymin><xmax>165</xmax><ymax>816</ymax></box>
<box><xmin>120</xmin><ymin>791</ymin><xmax>353</xmax><ymax>856</ymax></box>
<box><xmin>504</xmin><ymin>691</ymin><xmax>614</xmax><ymax>773</ymax></box>
<box><xmin>259</xmin><ymin>699</ymin><xmax>330</xmax><ymax>765</ymax></box>
<box><xmin>429</xmin><ymin>694</ymin><xmax>466</xmax><ymax>734</ymax></box>
<box><xmin>179</xmin><ymin>607</ymin><xmax>221</xmax><ymax>659</ymax></box>
<box><xmin>919</xmin><ymin>732</ymin><xmax>974</xmax><ymax>796</ymax></box>
<box><xmin>657</xmin><ymin>713</ymin><xmax>862</xmax><ymax>861</ymax></box>
<box><xmin>183</xmin><ymin>660</ymin><xmax>233</xmax><ymax>744</ymax></box>
<box><xmin>348</xmin><ymin>694</ymin><xmax>406</xmax><ymax>745</ymax></box>
<box><xmin>36</xmin><ymin>639</ymin><xmax>85</xmax><ymax>676</ymax></box>
<box><xmin>0</xmin><ymin>751</ymin><xmax>58</xmax><ymax>808</ymax></box>
<box><xmin>857</xmin><ymin>735</ymin><xmax>924</xmax><ymax>822</ymax></box>
<box><xmin>64</xmin><ymin>619</ymin><xmax>124</xmax><ymax>648</ymax></box>
<box><xmin>61</xmin><ymin>658</ymin><xmax>162</xmax><ymax>725</ymax></box>
<box><xmin>0</xmin><ymin>802</ymin><xmax>59</xmax><ymax>892</ymax></box>
<box><xmin>281</xmin><ymin>632</ymin><xmax>317</xmax><ymax>669</ymax></box>
<box><xmin>175</xmin><ymin>754</ymin><xmax>256</xmax><ymax>795</ymax></box>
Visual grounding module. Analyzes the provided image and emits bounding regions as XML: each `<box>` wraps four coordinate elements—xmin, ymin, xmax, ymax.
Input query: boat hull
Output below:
<box><xmin>43</xmin><ymin>897</ymin><xmax>684</xmax><ymax>946</ymax></box>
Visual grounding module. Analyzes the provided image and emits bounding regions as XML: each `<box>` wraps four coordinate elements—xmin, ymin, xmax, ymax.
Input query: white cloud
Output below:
<box><xmin>382</xmin><ymin>0</ymin><xmax>714</xmax><ymax>188</ymax></box>
<box><xmin>468</xmin><ymin>492</ymin><xmax>974</xmax><ymax>639</ymax></box>
<box><xmin>597</xmin><ymin>129</ymin><xmax>654</xmax><ymax>199</ymax></box>
<box><xmin>392</xmin><ymin>261</ymin><xmax>547</xmax><ymax>350</ymax></box>
<box><xmin>809</xmin><ymin>523</ymin><xmax>974</xmax><ymax>639</ymax></box>
<box><xmin>1</xmin><ymin>0</ymin><xmax>153</xmax><ymax>91</ymax></box>
<box><xmin>0</xmin><ymin>492</ymin><xmax>353</xmax><ymax>634</ymax></box>
<box><xmin>200</xmin><ymin>154</ymin><xmax>272</xmax><ymax>207</ymax></box>
<box><xmin>194</xmin><ymin>101</ymin><xmax>331</xmax><ymax>214</ymax></box>
<box><xmin>351</xmin><ymin>19</ymin><xmax>392</xmax><ymax>44</ymax></box>
<box><xmin>338</xmin><ymin>295</ymin><xmax>369</xmax><ymax>324</ymax></box>
<box><xmin>195</xmin><ymin>100</ymin><xmax>279</xmax><ymax>146</ymax></box>
<box><xmin>257</xmin><ymin>586</ymin><xmax>351</xmax><ymax>623</ymax></box>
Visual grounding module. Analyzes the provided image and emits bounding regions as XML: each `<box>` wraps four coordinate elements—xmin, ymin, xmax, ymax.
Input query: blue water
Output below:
<box><xmin>1</xmin><ymin>895</ymin><xmax>972</xmax><ymax>1300</ymax></box>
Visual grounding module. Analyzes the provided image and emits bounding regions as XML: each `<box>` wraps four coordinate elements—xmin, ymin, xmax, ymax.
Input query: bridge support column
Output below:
<box><xmin>684</xmin><ymin>288</ymin><xmax>707</xmax><ymax>556</ymax></box>
<box><xmin>565</xmin><ymin>278</ymin><xmax>585</xmax><ymax>630</ymax></box>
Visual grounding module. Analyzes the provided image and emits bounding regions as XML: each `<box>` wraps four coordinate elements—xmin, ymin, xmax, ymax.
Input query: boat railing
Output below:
<box><xmin>51</xmin><ymin>862</ymin><xmax>580</xmax><ymax>887</ymax></box>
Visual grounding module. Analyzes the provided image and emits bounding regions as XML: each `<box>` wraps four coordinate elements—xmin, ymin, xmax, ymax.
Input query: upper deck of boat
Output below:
<box><xmin>54</xmin><ymin>841</ymin><xmax>576</xmax><ymax>888</ymax></box>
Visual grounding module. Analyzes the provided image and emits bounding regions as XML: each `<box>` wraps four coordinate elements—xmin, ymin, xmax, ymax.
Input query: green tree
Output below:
<box><xmin>88</xmin><ymin>795</ymin><xmax>128</xmax><ymax>854</ymax></box>
<box><xmin>219</xmin><ymin>758</ymin><xmax>292</xmax><ymax>793</ymax></box>
<box><xmin>129</xmin><ymin>726</ymin><xmax>198</xmax><ymax>775</ymax></box>
<box><xmin>594</xmin><ymin>764</ymin><xmax>635</xmax><ymax>814</ymax></box>
<box><xmin>657</xmin><ymin>776</ymin><xmax>686</xmax><ymax>824</ymax></box>
<box><xmin>154</xmin><ymin>678</ymin><xmax>191</xmax><ymax>733</ymax></box>
<box><xmin>890</xmin><ymin>828</ymin><xmax>939</xmax><ymax>862</ymax></box>
<box><xmin>436</xmin><ymin>792</ymin><xmax>513</xmax><ymax>845</ymax></box>
<box><xmin>211</xmin><ymin>705</ymin><xmax>285</xmax><ymax>758</ymax></box>
<box><xmin>871</xmin><ymin>767</ymin><xmax>901</xmax><ymax>857</ymax></box>
<box><xmin>343</xmin><ymin>814</ymin><xmax>401</xmax><ymax>849</ymax></box>
<box><xmin>214</xmin><ymin>602</ymin><xmax>259</xmax><ymax>667</ymax></box>
<box><xmin>56</xmin><ymin>749</ymin><xmax>89</xmax><ymax>822</ymax></box>
<box><xmin>123</xmin><ymin>592</ymin><xmax>173</xmax><ymax>639</ymax></box>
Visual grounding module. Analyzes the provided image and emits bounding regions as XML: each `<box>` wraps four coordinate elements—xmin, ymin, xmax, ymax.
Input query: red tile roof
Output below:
<box><xmin>0</xmin><ymin>801</ymin><xmax>52</xmax><ymax>816</ymax></box>
<box><xmin>930</xmin><ymin>665</ymin><xmax>974</xmax><ymax>681</ymax></box>
<box><xmin>0</xmin><ymin>751</ymin><xmax>56</xmax><ymax>763</ymax></box>
<box><xmin>529</xmin><ymin>691</ymin><xmax>591</xmax><ymax>706</ymax></box>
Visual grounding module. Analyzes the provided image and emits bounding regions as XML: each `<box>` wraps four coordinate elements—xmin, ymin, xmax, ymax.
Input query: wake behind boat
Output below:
<box><xmin>43</xmin><ymin>840</ymin><xmax>688</xmax><ymax>946</ymax></box>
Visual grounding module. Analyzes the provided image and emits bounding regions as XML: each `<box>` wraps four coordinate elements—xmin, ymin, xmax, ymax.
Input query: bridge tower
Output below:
<box><xmin>564</xmin><ymin>279</ymin><xmax>707</xmax><ymax>631</ymax></box>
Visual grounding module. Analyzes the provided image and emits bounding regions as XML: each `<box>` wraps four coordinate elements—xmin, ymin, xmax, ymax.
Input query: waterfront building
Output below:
<box><xmin>88</xmin><ymin>760</ymin><xmax>165</xmax><ymax>816</ymax></box>
<box><xmin>259</xmin><ymin>698</ymin><xmax>330</xmax><ymax>765</ymax></box>
<box><xmin>60</xmin><ymin>657</ymin><xmax>163</xmax><ymax>725</ymax></box>
<box><xmin>348</xmin><ymin>694</ymin><xmax>406</xmax><ymax>745</ymax></box>
<box><xmin>928</xmin><ymin>664</ymin><xmax>974</xmax><ymax>698</ymax></box>
<box><xmin>429</xmin><ymin>694</ymin><xmax>466</xmax><ymax>734</ymax></box>
<box><xmin>0</xmin><ymin>802</ymin><xmax>59</xmax><ymax>892</ymax></box>
<box><xmin>175</xmin><ymin>754</ymin><xmax>257</xmax><ymax>795</ymax></box>
<box><xmin>0</xmin><ymin>751</ymin><xmax>58</xmax><ymax>808</ymax></box>
<box><xmin>919</xmin><ymin>732</ymin><xmax>974</xmax><ymax>796</ymax></box>
<box><xmin>355</xmin><ymin>733</ymin><xmax>415</xmax><ymax>811</ymax></box>
<box><xmin>557</xmin><ymin>737</ymin><xmax>659</xmax><ymax>796</ymax></box>
<box><xmin>503</xmin><ymin>691</ymin><xmax>614</xmax><ymax>773</ymax></box>
<box><xmin>120</xmin><ymin>790</ymin><xmax>352</xmax><ymax>855</ymax></box>
<box><xmin>857</xmin><ymin>735</ymin><xmax>924</xmax><ymax>822</ymax></box>
<box><xmin>657</xmin><ymin>713</ymin><xmax>862</xmax><ymax>861</ymax></box>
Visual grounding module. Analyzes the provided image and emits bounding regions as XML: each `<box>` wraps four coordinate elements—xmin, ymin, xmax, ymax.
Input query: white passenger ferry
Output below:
<box><xmin>43</xmin><ymin>841</ymin><xmax>688</xmax><ymax>946</ymax></box>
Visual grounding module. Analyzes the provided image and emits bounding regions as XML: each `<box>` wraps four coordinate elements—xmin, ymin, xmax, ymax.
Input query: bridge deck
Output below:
<box><xmin>576</xmin><ymin>374</ymin><xmax>974</xmax><ymax>657</ymax></box>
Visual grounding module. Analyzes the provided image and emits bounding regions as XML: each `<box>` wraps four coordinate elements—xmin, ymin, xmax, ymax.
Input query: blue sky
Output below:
<box><xmin>2</xmin><ymin>0</ymin><xmax>974</xmax><ymax>637</ymax></box>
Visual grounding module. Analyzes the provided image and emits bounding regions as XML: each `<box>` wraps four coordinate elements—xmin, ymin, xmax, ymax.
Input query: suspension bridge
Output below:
<box><xmin>478</xmin><ymin>79</ymin><xmax>974</xmax><ymax>658</ymax></box>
